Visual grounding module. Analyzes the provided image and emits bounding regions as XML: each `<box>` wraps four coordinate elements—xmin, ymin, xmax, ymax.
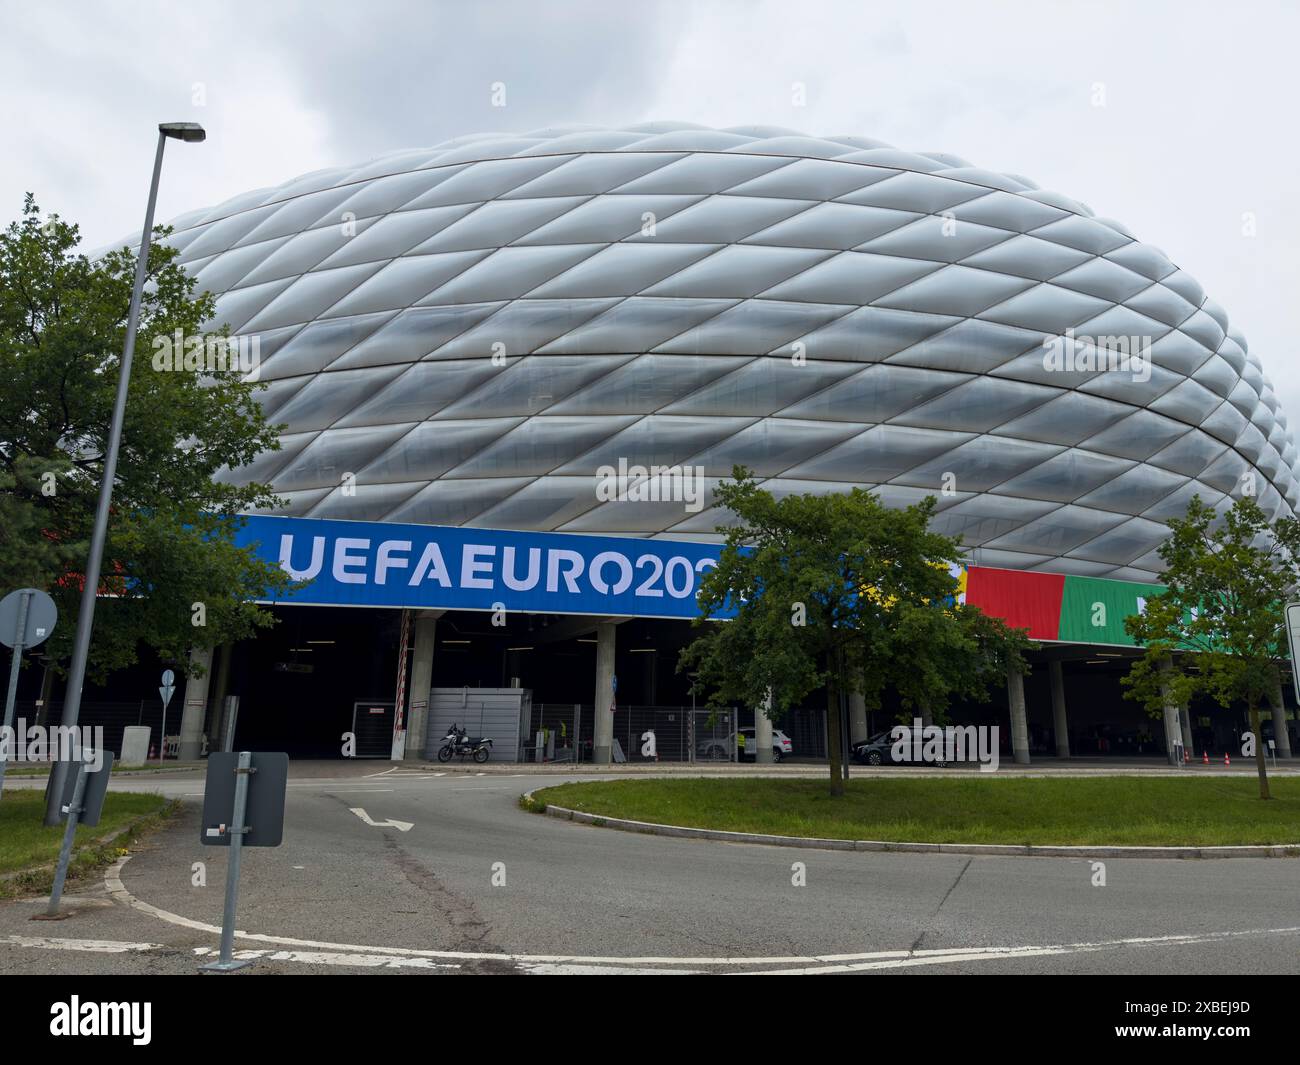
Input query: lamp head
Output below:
<box><xmin>159</xmin><ymin>122</ymin><xmax>206</xmax><ymax>143</ymax></box>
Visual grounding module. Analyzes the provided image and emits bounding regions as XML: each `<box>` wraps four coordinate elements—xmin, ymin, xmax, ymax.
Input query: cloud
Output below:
<box><xmin>2</xmin><ymin>0</ymin><xmax>1297</xmax><ymax>419</ymax></box>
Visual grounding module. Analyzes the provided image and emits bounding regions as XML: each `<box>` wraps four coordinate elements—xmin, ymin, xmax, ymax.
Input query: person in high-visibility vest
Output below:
<box><xmin>736</xmin><ymin>730</ymin><xmax>746</xmax><ymax>759</ymax></box>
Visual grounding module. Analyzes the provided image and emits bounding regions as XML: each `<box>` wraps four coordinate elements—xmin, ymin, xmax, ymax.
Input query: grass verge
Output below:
<box><xmin>3</xmin><ymin>762</ymin><xmax>202</xmax><ymax>777</ymax></box>
<box><xmin>0</xmin><ymin>790</ymin><xmax>177</xmax><ymax>898</ymax></box>
<box><xmin>531</xmin><ymin>777</ymin><xmax>1300</xmax><ymax>847</ymax></box>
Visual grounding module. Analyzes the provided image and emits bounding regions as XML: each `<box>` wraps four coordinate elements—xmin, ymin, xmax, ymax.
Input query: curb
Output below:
<box><xmin>523</xmin><ymin>791</ymin><xmax>1300</xmax><ymax>860</ymax></box>
<box><xmin>422</xmin><ymin>761</ymin><xmax>1300</xmax><ymax>778</ymax></box>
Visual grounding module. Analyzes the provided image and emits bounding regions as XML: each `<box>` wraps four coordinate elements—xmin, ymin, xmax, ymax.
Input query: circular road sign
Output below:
<box><xmin>0</xmin><ymin>588</ymin><xmax>58</xmax><ymax>649</ymax></box>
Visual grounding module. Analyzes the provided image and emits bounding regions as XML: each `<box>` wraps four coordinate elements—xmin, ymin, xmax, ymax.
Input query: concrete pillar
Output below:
<box><xmin>404</xmin><ymin>612</ymin><xmax>441</xmax><ymax>761</ymax></box>
<box><xmin>592</xmin><ymin>621</ymin><xmax>617</xmax><ymax>764</ymax></box>
<box><xmin>1048</xmin><ymin>660</ymin><xmax>1070</xmax><ymax>759</ymax></box>
<box><xmin>1161</xmin><ymin>704</ymin><xmax>1183</xmax><ymax>765</ymax></box>
<box><xmin>1268</xmin><ymin>679</ymin><xmax>1293</xmax><ymax>759</ymax></box>
<box><xmin>1158</xmin><ymin>658</ymin><xmax>1186</xmax><ymax>765</ymax></box>
<box><xmin>849</xmin><ymin>691</ymin><xmax>868</xmax><ymax>744</ymax></box>
<box><xmin>755</xmin><ymin>690</ymin><xmax>774</xmax><ymax>764</ymax></box>
<box><xmin>1180</xmin><ymin>703</ymin><xmax>1195</xmax><ymax>757</ymax></box>
<box><xmin>177</xmin><ymin>647</ymin><xmax>213</xmax><ymax>760</ymax></box>
<box><xmin>1006</xmin><ymin>667</ymin><xmax>1030</xmax><ymax>765</ymax></box>
<box><xmin>206</xmin><ymin>643</ymin><xmax>233</xmax><ymax>752</ymax></box>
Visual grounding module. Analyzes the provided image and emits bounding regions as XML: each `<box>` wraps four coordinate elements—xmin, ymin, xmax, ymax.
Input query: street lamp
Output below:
<box><xmin>44</xmin><ymin>122</ymin><xmax>205</xmax><ymax>824</ymax></box>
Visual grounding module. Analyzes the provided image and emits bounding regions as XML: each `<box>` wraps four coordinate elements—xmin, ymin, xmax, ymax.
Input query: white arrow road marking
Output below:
<box><xmin>104</xmin><ymin>857</ymin><xmax>1300</xmax><ymax>973</ymax></box>
<box><xmin>349</xmin><ymin>807</ymin><xmax>414</xmax><ymax>832</ymax></box>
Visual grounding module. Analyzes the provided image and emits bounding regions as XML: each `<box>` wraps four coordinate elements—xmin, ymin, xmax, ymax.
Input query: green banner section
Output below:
<box><xmin>1056</xmin><ymin>575</ymin><xmax>1166</xmax><ymax>646</ymax></box>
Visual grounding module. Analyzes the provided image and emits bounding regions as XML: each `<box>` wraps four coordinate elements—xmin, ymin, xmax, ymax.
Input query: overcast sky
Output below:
<box><xmin>4</xmin><ymin>0</ymin><xmax>1297</xmax><ymax>414</ymax></box>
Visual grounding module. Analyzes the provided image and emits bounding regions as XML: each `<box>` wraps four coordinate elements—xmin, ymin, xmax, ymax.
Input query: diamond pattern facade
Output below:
<box><xmin>154</xmin><ymin>123</ymin><xmax>1299</xmax><ymax>580</ymax></box>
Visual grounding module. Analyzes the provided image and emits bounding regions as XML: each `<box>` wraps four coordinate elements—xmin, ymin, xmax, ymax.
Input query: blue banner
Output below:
<box><xmin>233</xmin><ymin>514</ymin><xmax>727</xmax><ymax>620</ymax></box>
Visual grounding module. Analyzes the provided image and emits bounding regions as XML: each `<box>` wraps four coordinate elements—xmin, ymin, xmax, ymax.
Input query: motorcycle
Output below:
<box><xmin>437</xmin><ymin>724</ymin><xmax>493</xmax><ymax>764</ymax></box>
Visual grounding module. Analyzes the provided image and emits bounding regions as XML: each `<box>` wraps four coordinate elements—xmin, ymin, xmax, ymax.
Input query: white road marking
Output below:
<box><xmin>0</xmin><ymin>935</ymin><xmax>459</xmax><ymax>970</ymax></box>
<box><xmin>516</xmin><ymin>962</ymin><xmax>702</xmax><ymax>975</ymax></box>
<box><xmin>192</xmin><ymin>946</ymin><xmax>458</xmax><ymax>970</ymax></box>
<box><xmin>349</xmin><ymin>807</ymin><xmax>414</xmax><ymax>832</ymax></box>
<box><xmin>745</xmin><ymin>928</ymin><xmax>1300</xmax><ymax>974</ymax></box>
<box><xmin>104</xmin><ymin>857</ymin><xmax>1300</xmax><ymax>973</ymax></box>
<box><xmin>381</xmin><ymin>770</ymin><xmax>446</xmax><ymax>778</ymax></box>
<box><xmin>2</xmin><ymin>934</ymin><xmax>161</xmax><ymax>954</ymax></box>
<box><xmin>362</xmin><ymin>767</ymin><xmax>399</xmax><ymax>778</ymax></box>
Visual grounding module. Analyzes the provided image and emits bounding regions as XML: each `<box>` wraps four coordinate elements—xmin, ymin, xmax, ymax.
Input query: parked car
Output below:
<box><xmin>696</xmin><ymin>728</ymin><xmax>794</xmax><ymax>762</ymax></box>
<box><xmin>850</xmin><ymin>730</ymin><xmax>948</xmax><ymax>768</ymax></box>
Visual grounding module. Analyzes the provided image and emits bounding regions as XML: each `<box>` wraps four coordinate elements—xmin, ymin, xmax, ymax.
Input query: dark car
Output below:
<box><xmin>850</xmin><ymin>729</ymin><xmax>948</xmax><ymax>768</ymax></box>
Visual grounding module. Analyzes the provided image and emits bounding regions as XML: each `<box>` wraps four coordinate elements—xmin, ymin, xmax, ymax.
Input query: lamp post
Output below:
<box><xmin>44</xmin><ymin>122</ymin><xmax>205</xmax><ymax>824</ymax></box>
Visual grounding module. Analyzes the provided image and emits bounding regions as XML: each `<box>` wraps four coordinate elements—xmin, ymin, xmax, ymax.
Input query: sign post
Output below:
<box><xmin>221</xmin><ymin>694</ymin><xmax>240</xmax><ymax>752</ymax></box>
<box><xmin>200</xmin><ymin>751</ymin><xmax>288</xmax><ymax>972</ymax></box>
<box><xmin>0</xmin><ymin>588</ymin><xmax>58</xmax><ymax>797</ymax></box>
<box><xmin>158</xmin><ymin>668</ymin><xmax>175</xmax><ymax>761</ymax></box>
<box><xmin>42</xmin><ymin>748</ymin><xmax>114</xmax><ymax>917</ymax></box>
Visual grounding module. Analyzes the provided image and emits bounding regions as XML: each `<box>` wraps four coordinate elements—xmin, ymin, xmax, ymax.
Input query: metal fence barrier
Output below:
<box><xmin>525</xmin><ymin>704</ymin><xmax>741</xmax><ymax>763</ymax></box>
<box><xmin>9</xmin><ymin>699</ymin><xmax>183</xmax><ymax>760</ymax></box>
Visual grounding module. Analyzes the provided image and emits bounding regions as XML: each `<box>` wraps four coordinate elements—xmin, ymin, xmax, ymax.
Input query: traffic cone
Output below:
<box><xmin>1224</xmin><ymin>752</ymin><xmax>1230</xmax><ymax>766</ymax></box>
<box><xmin>1202</xmin><ymin>751</ymin><xmax>1209</xmax><ymax>765</ymax></box>
<box><xmin>149</xmin><ymin>743</ymin><xmax>156</xmax><ymax>760</ymax></box>
<box><xmin>1183</xmin><ymin>749</ymin><xmax>1190</xmax><ymax>764</ymax></box>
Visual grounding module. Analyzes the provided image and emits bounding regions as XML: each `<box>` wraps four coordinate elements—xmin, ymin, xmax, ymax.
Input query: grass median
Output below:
<box><xmin>530</xmin><ymin>777</ymin><xmax>1300</xmax><ymax>847</ymax></box>
<box><xmin>0</xmin><ymin>789</ymin><xmax>174</xmax><ymax>897</ymax></box>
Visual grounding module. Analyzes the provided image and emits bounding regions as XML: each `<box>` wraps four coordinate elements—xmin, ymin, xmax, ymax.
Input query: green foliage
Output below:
<box><xmin>887</xmin><ymin>600</ymin><xmax>1033</xmax><ymax>725</ymax></box>
<box><xmin>678</xmin><ymin>467</ymin><xmax>1032</xmax><ymax>792</ymax></box>
<box><xmin>0</xmin><ymin>195</ymin><xmax>293</xmax><ymax>681</ymax></box>
<box><xmin>1123</xmin><ymin>494</ymin><xmax>1300</xmax><ymax>798</ymax></box>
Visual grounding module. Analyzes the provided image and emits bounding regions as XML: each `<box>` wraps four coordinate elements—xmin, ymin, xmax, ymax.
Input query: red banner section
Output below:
<box><xmin>964</xmin><ymin>567</ymin><xmax>1066</xmax><ymax>640</ymax></box>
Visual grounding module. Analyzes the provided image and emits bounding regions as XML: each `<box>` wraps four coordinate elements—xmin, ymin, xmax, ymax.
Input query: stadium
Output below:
<box><xmin>89</xmin><ymin>123</ymin><xmax>1300</xmax><ymax>764</ymax></box>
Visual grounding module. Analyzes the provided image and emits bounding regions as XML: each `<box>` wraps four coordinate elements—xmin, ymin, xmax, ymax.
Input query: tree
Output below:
<box><xmin>0</xmin><ymin>195</ymin><xmax>293</xmax><ymax>683</ymax></box>
<box><xmin>1122</xmin><ymin>494</ymin><xmax>1300</xmax><ymax>799</ymax></box>
<box><xmin>678</xmin><ymin>468</ymin><xmax>1032</xmax><ymax>795</ymax></box>
<box><xmin>884</xmin><ymin>598</ymin><xmax>1034</xmax><ymax>729</ymax></box>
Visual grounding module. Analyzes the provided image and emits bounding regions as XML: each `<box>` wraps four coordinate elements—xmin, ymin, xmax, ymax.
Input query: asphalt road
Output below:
<box><xmin>2</xmin><ymin>763</ymin><xmax>1298</xmax><ymax>975</ymax></box>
